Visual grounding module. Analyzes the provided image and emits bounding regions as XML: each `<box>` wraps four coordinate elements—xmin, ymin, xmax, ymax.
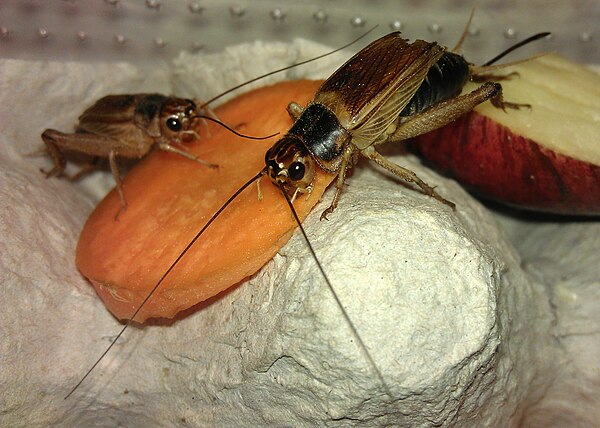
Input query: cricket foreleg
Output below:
<box><xmin>389</xmin><ymin>82</ymin><xmax>503</xmax><ymax>142</ymax></box>
<box><xmin>287</xmin><ymin>102</ymin><xmax>304</xmax><ymax>121</ymax></box>
<box><xmin>361</xmin><ymin>146</ymin><xmax>455</xmax><ymax>209</ymax></box>
<box><xmin>108</xmin><ymin>150</ymin><xmax>127</xmax><ymax>216</ymax></box>
<box><xmin>320</xmin><ymin>145</ymin><xmax>355</xmax><ymax>220</ymax></box>
<box><xmin>157</xmin><ymin>143</ymin><xmax>218</xmax><ymax>169</ymax></box>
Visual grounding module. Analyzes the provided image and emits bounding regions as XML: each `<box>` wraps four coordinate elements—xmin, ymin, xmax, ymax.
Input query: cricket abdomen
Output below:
<box><xmin>401</xmin><ymin>52</ymin><xmax>470</xmax><ymax>117</ymax></box>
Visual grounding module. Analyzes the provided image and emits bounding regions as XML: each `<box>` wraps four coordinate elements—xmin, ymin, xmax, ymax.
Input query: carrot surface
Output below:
<box><xmin>76</xmin><ymin>80</ymin><xmax>333</xmax><ymax>322</ymax></box>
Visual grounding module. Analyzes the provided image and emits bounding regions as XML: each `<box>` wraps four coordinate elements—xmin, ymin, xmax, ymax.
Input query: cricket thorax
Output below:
<box><xmin>287</xmin><ymin>103</ymin><xmax>351</xmax><ymax>171</ymax></box>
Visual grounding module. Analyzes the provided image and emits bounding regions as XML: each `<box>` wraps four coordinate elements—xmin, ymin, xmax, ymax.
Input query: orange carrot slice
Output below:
<box><xmin>76</xmin><ymin>80</ymin><xmax>333</xmax><ymax>322</ymax></box>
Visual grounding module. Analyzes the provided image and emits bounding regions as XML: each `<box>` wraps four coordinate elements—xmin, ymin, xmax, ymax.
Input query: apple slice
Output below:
<box><xmin>412</xmin><ymin>54</ymin><xmax>600</xmax><ymax>215</ymax></box>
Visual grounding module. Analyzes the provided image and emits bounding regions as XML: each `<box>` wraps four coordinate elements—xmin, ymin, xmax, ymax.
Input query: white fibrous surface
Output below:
<box><xmin>0</xmin><ymin>41</ymin><xmax>598</xmax><ymax>427</ymax></box>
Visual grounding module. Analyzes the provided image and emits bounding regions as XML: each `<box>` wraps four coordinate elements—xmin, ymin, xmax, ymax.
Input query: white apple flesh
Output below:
<box><xmin>413</xmin><ymin>54</ymin><xmax>600</xmax><ymax>215</ymax></box>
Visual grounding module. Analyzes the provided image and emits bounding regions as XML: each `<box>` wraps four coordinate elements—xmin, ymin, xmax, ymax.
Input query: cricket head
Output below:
<box><xmin>160</xmin><ymin>97</ymin><xmax>198</xmax><ymax>142</ymax></box>
<box><xmin>265</xmin><ymin>135</ymin><xmax>316</xmax><ymax>196</ymax></box>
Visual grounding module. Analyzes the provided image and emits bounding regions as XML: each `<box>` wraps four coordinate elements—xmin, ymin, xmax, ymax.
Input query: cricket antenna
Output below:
<box><xmin>278</xmin><ymin>183</ymin><xmax>393</xmax><ymax>398</ymax></box>
<box><xmin>65</xmin><ymin>169</ymin><xmax>267</xmax><ymax>399</ymax></box>
<box><xmin>482</xmin><ymin>32</ymin><xmax>551</xmax><ymax>66</ymax></box>
<box><xmin>199</xmin><ymin>26</ymin><xmax>378</xmax><ymax>110</ymax></box>
<box><xmin>191</xmin><ymin>115</ymin><xmax>279</xmax><ymax>140</ymax></box>
<box><xmin>452</xmin><ymin>6</ymin><xmax>476</xmax><ymax>53</ymax></box>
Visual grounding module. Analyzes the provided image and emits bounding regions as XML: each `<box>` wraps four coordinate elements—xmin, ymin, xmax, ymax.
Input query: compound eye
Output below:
<box><xmin>166</xmin><ymin>116</ymin><xmax>182</xmax><ymax>132</ymax></box>
<box><xmin>288</xmin><ymin>161</ymin><xmax>305</xmax><ymax>181</ymax></box>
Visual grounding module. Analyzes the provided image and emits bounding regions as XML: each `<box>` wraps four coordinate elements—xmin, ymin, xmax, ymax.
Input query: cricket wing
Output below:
<box><xmin>77</xmin><ymin>94</ymin><xmax>148</xmax><ymax>141</ymax></box>
<box><xmin>315</xmin><ymin>33</ymin><xmax>446</xmax><ymax>149</ymax></box>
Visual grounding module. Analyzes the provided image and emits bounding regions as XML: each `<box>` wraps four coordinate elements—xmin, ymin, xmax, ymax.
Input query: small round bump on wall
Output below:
<box><xmin>579</xmin><ymin>32</ymin><xmax>592</xmax><ymax>43</ymax></box>
<box><xmin>504</xmin><ymin>28</ymin><xmax>518</xmax><ymax>39</ymax></box>
<box><xmin>188</xmin><ymin>2</ymin><xmax>203</xmax><ymax>14</ymax></box>
<box><xmin>38</xmin><ymin>28</ymin><xmax>50</xmax><ymax>39</ymax></box>
<box><xmin>389</xmin><ymin>20</ymin><xmax>403</xmax><ymax>31</ymax></box>
<box><xmin>428</xmin><ymin>23</ymin><xmax>442</xmax><ymax>34</ymax></box>
<box><xmin>145</xmin><ymin>0</ymin><xmax>161</xmax><ymax>11</ymax></box>
<box><xmin>350</xmin><ymin>16</ymin><xmax>366</xmax><ymax>27</ymax></box>
<box><xmin>468</xmin><ymin>27</ymin><xmax>480</xmax><ymax>37</ymax></box>
<box><xmin>229</xmin><ymin>5</ymin><xmax>246</xmax><ymax>18</ymax></box>
<box><xmin>270</xmin><ymin>9</ymin><xmax>286</xmax><ymax>22</ymax></box>
<box><xmin>313</xmin><ymin>10</ymin><xmax>328</xmax><ymax>24</ymax></box>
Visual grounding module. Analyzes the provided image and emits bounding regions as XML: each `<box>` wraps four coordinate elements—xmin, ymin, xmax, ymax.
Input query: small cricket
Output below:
<box><xmin>42</xmin><ymin>94</ymin><xmax>246</xmax><ymax>212</ymax></box>
<box><xmin>66</xmin><ymin>11</ymin><xmax>549</xmax><ymax>400</ymax></box>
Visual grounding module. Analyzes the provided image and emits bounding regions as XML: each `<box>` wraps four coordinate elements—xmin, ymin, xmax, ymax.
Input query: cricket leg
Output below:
<box><xmin>389</xmin><ymin>82</ymin><xmax>503</xmax><ymax>142</ymax></box>
<box><xmin>287</xmin><ymin>102</ymin><xmax>304</xmax><ymax>120</ymax></box>
<box><xmin>40</xmin><ymin>129</ymin><xmax>68</xmax><ymax>177</ymax></box>
<box><xmin>320</xmin><ymin>145</ymin><xmax>355</xmax><ymax>220</ymax></box>
<box><xmin>361</xmin><ymin>146</ymin><xmax>455</xmax><ymax>209</ymax></box>
<box><xmin>68</xmin><ymin>157</ymin><xmax>101</xmax><ymax>181</ymax></box>
<box><xmin>108</xmin><ymin>149</ymin><xmax>127</xmax><ymax>216</ymax></box>
<box><xmin>157</xmin><ymin>143</ymin><xmax>218</xmax><ymax>168</ymax></box>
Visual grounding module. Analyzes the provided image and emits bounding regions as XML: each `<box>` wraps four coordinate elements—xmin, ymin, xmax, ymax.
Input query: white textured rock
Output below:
<box><xmin>0</xmin><ymin>40</ymin><xmax>595</xmax><ymax>427</ymax></box>
<box><xmin>494</xmin><ymin>215</ymin><xmax>600</xmax><ymax>427</ymax></box>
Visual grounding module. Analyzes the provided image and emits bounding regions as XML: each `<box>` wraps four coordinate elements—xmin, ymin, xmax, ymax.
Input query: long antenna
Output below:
<box><xmin>452</xmin><ymin>7</ymin><xmax>476</xmax><ymax>53</ymax></box>
<box><xmin>65</xmin><ymin>169</ymin><xmax>267</xmax><ymax>399</ymax></box>
<box><xmin>199</xmin><ymin>26</ymin><xmax>378</xmax><ymax>109</ymax></box>
<box><xmin>278</xmin><ymin>183</ymin><xmax>392</xmax><ymax>398</ymax></box>
<box><xmin>191</xmin><ymin>115</ymin><xmax>279</xmax><ymax>140</ymax></box>
<box><xmin>482</xmin><ymin>32</ymin><xmax>551</xmax><ymax>66</ymax></box>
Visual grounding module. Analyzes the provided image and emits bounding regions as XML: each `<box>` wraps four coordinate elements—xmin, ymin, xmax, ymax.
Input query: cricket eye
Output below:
<box><xmin>166</xmin><ymin>116</ymin><xmax>182</xmax><ymax>132</ymax></box>
<box><xmin>288</xmin><ymin>161</ymin><xmax>305</xmax><ymax>181</ymax></box>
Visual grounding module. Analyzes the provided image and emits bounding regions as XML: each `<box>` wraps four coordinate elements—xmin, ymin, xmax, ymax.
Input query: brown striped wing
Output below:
<box><xmin>315</xmin><ymin>33</ymin><xmax>446</xmax><ymax>148</ymax></box>
<box><xmin>77</xmin><ymin>94</ymin><xmax>148</xmax><ymax>140</ymax></box>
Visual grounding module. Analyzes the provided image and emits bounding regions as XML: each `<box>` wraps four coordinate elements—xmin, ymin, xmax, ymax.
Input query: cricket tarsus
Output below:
<box><xmin>199</xmin><ymin>26</ymin><xmax>378</xmax><ymax>109</ymax></box>
<box><xmin>65</xmin><ymin>169</ymin><xmax>267</xmax><ymax>399</ymax></box>
<box><xmin>278</xmin><ymin>183</ymin><xmax>393</xmax><ymax>398</ymax></box>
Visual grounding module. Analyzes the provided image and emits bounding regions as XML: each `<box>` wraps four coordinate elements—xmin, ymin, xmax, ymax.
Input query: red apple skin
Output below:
<box><xmin>412</xmin><ymin>112</ymin><xmax>600</xmax><ymax>215</ymax></box>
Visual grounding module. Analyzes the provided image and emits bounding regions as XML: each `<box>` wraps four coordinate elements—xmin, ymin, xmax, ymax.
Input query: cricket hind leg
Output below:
<box><xmin>41</xmin><ymin>129</ymin><xmax>128</xmax><ymax>210</ymax></box>
<box><xmin>378</xmin><ymin>81</ymin><xmax>521</xmax><ymax>207</ymax></box>
<box><xmin>69</xmin><ymin>156</ymin><xmax>101</xmax><ymax>181</ymax></box>
<box><xmin>361</xmin><ymin>146</ymin><xmax>455</xmax><ymax>209</ymax></box>
<box><xmin>471</xmin><ymin>71</ymin><xmax>529</xmax><ymax>111</ymax></box>
<box><xmin>389</xmin><ymin>81</ymin><xmax>503</xmax><ymax>142</ymax></box>
<box><xmin>40</xmin><ymin>129</ymin><xmax>68</xmax><ymax>178</ymax></box>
